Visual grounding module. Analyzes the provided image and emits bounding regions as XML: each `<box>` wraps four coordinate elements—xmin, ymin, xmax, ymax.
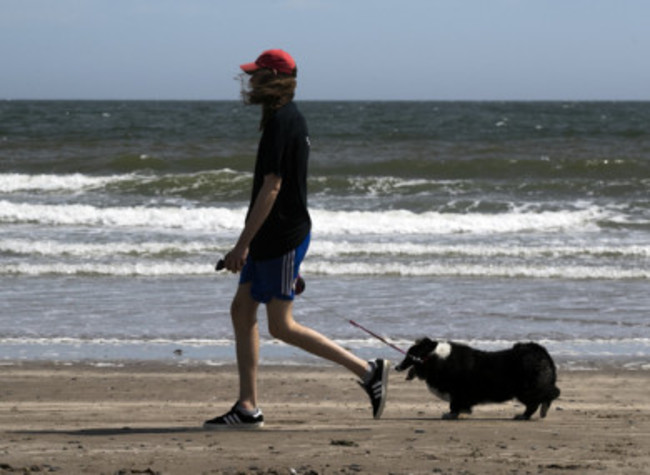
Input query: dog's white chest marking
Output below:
<box><xmin>424</xmin><ymin>342</ymin><xmax>452</xmax><ymax>401</ymax></box>
<box><xmin>430</xmin><ymin>341</ymin><xmax>452</xmax><ymax>360</ymax></box>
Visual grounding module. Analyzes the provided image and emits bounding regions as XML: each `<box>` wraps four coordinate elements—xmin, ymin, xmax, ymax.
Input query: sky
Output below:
<box><xmin>1</xmin><ymin>0</ymin><xmax>649</xmax><ymax>101</ymax></box>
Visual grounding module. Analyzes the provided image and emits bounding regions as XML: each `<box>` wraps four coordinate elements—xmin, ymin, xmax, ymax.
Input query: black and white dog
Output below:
<box><xmin>395</xmin><ymin>338</ymin><xmax>560</xmax><ymax>420</ymax></box>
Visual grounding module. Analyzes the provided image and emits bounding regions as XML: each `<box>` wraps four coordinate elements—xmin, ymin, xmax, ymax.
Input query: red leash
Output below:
<box><xmin>348</xmin><ymin>319</ymin><xmax>408</xmax><ymax>357</ymax></box>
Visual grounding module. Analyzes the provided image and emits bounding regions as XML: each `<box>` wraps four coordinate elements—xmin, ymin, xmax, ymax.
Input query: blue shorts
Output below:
<box><xmin>239</xmin><ymin>233</ymin><xmax>310</xmax><ymax>303</ymax></box>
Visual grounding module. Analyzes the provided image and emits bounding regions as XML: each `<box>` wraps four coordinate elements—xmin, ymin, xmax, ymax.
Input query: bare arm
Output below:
<box><xmin>224</xmin><ymin>173</ymin><xmax>282</xmax><ymax>272</ymax></box>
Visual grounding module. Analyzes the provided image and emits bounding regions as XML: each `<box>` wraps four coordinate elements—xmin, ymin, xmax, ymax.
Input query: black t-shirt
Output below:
<box><xmin>247</xmin><ymin>101</ymin><xmax>311</xmax><ymax>260</ymax></box>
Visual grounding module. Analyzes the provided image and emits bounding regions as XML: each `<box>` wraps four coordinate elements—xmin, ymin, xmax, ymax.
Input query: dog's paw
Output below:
<box><xmin>441</xmin><ymin>412</ymin><xmax>459</xmax><ymax>420</ymax></box>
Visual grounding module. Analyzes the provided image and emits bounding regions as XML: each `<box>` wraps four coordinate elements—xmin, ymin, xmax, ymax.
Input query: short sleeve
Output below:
<box><xmin>258</xmin><ymin>114</ymin><xmax>286</xmax><ymax>177</ymax></box>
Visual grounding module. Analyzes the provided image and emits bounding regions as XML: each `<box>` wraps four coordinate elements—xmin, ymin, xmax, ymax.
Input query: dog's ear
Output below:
<box><xmin>406</xmin><ymin>367</ymin><xmax>416</xmax><ymax>381</ymax></box>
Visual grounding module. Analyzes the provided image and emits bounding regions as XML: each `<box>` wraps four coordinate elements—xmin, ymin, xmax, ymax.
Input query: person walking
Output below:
<box><xmin>203</xmin><ymin>49</ymin><xmax>389</xmax><ymax>429</ymax></box>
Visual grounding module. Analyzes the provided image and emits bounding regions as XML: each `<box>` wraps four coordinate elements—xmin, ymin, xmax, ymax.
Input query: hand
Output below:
<box><xmin>224</xmin><ymin>244</ymin><xmax>248</xmax><ymax>273</ymax></box>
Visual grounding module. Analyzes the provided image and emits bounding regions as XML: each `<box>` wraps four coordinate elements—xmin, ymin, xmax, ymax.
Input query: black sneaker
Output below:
<box><xmin>203</xmin><ymin>402</ymin><xmax>264</xmax><ymax>430</ymax></box>
<box><xmin>359</xmin><ymin>359</ymin><xmax>389</xmax><ymax>419</ymax></box>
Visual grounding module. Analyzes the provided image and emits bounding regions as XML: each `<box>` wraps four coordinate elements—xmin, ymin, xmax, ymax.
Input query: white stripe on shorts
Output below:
<box><xmin>282</xmin><ymin>250</ymin><xmax>295</xmax><ymax>297</ymax></box>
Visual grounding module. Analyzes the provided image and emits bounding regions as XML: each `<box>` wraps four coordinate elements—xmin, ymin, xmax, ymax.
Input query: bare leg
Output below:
<box><xmin>230</xmin><ymin>282</ymin><xmax>260</xmax><ymax>410</ymax></box>
<box><xmin>266</xmin><ymin>298</ymin><xmax>368</xmax><ymax>378</ymax></box>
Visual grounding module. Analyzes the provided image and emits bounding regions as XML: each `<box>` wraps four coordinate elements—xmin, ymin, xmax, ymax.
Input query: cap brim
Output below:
<box><xmin>240</xmin><ymin>62</ymin><xmax>260</xmax><ymax>73</ymax></box>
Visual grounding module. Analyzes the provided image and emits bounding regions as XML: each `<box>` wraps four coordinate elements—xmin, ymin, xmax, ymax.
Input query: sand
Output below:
<box><xmin>0</xmin><ymin>362</ymin><xmax>648</xmax><ymax>474</ymax></box>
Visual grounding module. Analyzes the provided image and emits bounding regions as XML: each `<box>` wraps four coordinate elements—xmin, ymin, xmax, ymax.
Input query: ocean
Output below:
<box><xmin>1</xmin><ymin>100</ymin><xmax>649</xmax><ymax>369</ymax></box>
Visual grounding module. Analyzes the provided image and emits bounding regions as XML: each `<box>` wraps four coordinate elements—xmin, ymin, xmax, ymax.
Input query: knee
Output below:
<box><xmin>230</xmin><ymin>298</ymin><xmax>244</xmax><ymax>320</ymax></box>
<box><xmin>230</xmin><ymin>297</ymin><xmax>256</xmax><ymax>330</ymax></box>
<box><xmin>268</xmin><ymin>319</ymin><xmax>293</xmax><ymax>342</ymax></box>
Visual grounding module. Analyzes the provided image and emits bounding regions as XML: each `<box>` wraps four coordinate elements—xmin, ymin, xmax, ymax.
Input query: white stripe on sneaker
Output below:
<box><xmin>225</xmin><ymin>413</ymin><xmax>241</xmax><ymax>425</ymax></box>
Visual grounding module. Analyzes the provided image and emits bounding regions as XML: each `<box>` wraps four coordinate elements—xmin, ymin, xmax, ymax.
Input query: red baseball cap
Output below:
<box><xmin>240</xmin><ymin>49</ymin><xmax>297</xmax><ymax>76</ymax></box>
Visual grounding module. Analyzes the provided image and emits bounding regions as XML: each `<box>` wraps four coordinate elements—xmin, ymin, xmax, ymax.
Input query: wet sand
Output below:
<box><xmin>0</xmin><ymin>363</ymin><xmax>648</xmax><ymax>474</ymax></box>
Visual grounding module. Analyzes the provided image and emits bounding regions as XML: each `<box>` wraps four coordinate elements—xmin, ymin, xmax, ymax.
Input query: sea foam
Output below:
<box><xmin>0</xmin><ymin>173</ymin><xmax>133</xmax><ymax>192</ymax></box>
<box><xmin>2</xmin><ymin>261</ymin><xmax>647</xmax><ymax>279</ymax></box>
<box><xmin>0</xmin><ymin>200</ymin><xmax>607</xmax><ymax>235</ymax></box>
<box><xmin>4</xmin><ymin>238</ymin><xmax>648</xmax><ymax>259</ymax></box>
